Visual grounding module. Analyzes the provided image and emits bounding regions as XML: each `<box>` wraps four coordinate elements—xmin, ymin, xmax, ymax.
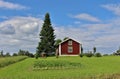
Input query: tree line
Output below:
<box><xmin>0</xmin><ymin>49</ymin><xmax>34</xmax><ymax>57</ymax></box>
<box><xmin>113</xmin><ymin>47</ymin><xmax>120</xmax><ymax>56</ymax></box>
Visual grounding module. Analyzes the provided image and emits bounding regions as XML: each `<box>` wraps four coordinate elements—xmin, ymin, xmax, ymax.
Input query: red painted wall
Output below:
<box><xmin>61</xmin><ymin>40</ymin><xmax>80</xmax><ymax>55</ymax></box>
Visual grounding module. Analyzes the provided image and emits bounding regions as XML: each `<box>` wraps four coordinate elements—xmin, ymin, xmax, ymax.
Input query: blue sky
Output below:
<box><xmin>0</xmin><ymin>0</ymin><xmax>120</xmax><ymax>54</ymax></box>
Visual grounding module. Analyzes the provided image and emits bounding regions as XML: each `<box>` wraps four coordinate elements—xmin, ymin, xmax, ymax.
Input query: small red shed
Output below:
<box><xmin>57</xmin><ymin>38</ymin><xmax>81</xmax><ymax>56</ymax></box>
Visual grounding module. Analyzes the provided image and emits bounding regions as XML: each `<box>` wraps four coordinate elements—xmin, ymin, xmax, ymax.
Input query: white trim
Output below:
<box><xmin>68</xmin><ymin>46</ymin><xmax>73</xmax><ymax>53</ymax></box>
<box><xmin>59</xmin><ymin>38</ymin><xmax>81</xmax><ymax>45</ymax></box>
<box><xmin>60</xmin><ymin>55</ymin><xmax>79</xmax><ymax>56</ymax></box>
<box><xmin>68</xmin><ymin>40</ymin><xmax>72</xmax><ymax>45</ymax></box>
<box><xmin>59</xmin><ymin>44</ymin><xmax>61</xmax><ymax>56</ymax></box>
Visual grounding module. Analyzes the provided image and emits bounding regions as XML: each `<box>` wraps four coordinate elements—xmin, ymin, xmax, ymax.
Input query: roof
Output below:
<box><xmin>59</xmin><ymin>38</ymin><xmax>81</xmax><ymax>45</ymax></box>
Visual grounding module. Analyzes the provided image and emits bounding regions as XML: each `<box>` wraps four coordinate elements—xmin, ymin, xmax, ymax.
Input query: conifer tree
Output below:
<box><xmin>36</xmin><ymin>13</ymin><xmax>55</xmax><ymax>57</ymax></box>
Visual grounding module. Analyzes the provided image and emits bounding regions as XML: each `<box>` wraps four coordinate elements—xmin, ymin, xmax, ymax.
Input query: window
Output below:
<box><xmin>68</xmin><ymin>40</ymin><xmax>72</xmax><ymax>45</ymax></box>
<box><xmin>68</xmin><ymin>46</ymin><xmax>73</xmax><ymax>53</ymax></box>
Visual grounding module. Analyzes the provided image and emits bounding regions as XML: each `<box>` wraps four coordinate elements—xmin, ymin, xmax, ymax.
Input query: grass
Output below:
<box><xmin>0</xmin><ymin>56</ymin><xmax>120</xmax><ymax>79</ymax></box>
<box><xmin>0</xmin><ymin>56</ymin><xmax>27</xmax><ymax>68</ymax></box>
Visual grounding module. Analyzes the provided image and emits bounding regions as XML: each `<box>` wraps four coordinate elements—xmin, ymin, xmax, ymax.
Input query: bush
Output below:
<box><xmin>84</xmin><ymin>52</ymin><xmax>93</xmax><ymax>57</ymax></box>
<box><xmin>95</xmin><ymin>53</ymin><xmax>102</xmax><ymax>57</ymax></box>
<box><xmin>80</xmin><ymin>54</ymin><xmax>83</xmax><ymax>57</ymax></box>
<box><xmin>13</xmin><ymin>53</ymin><xmax>18</xmax><ymax>56</ymax></box>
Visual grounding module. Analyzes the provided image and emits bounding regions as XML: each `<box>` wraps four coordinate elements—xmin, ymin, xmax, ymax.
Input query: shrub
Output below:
<box><xmin>84</xmin><ymin>52</ymin><xmax>93</xmax><ymax>57</ymax></box>
<box><xmin>80</xmin><ymin>54</ymin><xmax>84</xmax><ymax>57</ymax></box>
<box><xmin>95</xmin><ymin>53</ymin><xmax>102</xmax><ymax>57</ymax></box>
<box><xmin>13</xmin><ymin>53</ymin><xmax>18</xmax><ymax>56</ymax></box>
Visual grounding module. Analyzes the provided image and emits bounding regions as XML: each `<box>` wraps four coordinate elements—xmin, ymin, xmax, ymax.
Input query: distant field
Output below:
<box><xmin>0</xmin><ymin>56</ymin><xmax>120</xmax><ymax>79</ymax></box>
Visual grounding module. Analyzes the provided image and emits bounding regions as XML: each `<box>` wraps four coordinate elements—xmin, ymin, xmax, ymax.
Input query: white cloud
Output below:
<box><xmin>0</xmin><ymin>16</ymin><xmax>42</xmax><ymax>34</ymax></box>
<box><xmin>0</xmin><ymin>24</ymin><xmax>15</xmax><ymax>34</ymax></box>
<box><xmin>0</xmin><ymin>16</ymin><xmax>43</xmax><ymax>53</ymax></box>
<box><xmin>54</xmin><ymin>18</ymin><xmax>120</xmax><ymax>54</ymax></box>
<box><xmin>0</xmin><ymin>0</ymin><xmax>28</xmax><ymax>10</ymax></box>
<box><xmin>0</xmin><ymin>14</ymin><xmax>120</xmax><ymax>54</ymax></box>
<box><xmin>72</xmin><ymin>13</ymin><xmax>101</xmax><ymax>22</ymax></box>
<box><xmin>101</xmin><ymin>4</ymin><xmax>120</xmax><ymax>16</ymax></box>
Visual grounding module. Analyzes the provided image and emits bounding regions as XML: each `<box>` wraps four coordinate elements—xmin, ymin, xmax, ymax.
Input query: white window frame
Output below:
<box><xmin>68</xmin><ymin>46</ymin><xmax>73</xmax><ymax>53</ymax></box>
<box><xmin>68</xmin><ymin>40</ymin><xmax>72</xmax><ymax>45</ymax></box>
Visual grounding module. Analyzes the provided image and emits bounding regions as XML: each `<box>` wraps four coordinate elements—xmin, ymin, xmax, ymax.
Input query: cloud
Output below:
<box><xmin>72</xmin><ymin>13</ymin><xmax>101</xmax><ymax>22</ymax></box>
<box><xmin>101</xmin><ymin>4</ymin><xmax>120</xmax><ymax>16</ymax></box>
<box><xmin>0</xmin><ymin>24</ymin><xmax>15</xmax><ymax>34</ymax></box>
<box><xmin>0</xmin><ymin>16</ymin><xmax>43</xmax><ymax>53</ymax></box>
<box><xmin>0</xmin><ymin>16</ymin><xmax>43</xmax><ymax>34</ymax></box>
<box><xmin>0</xmin><ymin>14</ymin><xmax>120</xmax><ymax>54</ymax></box>
<box><xmin>0</xmin><ymin>0</ymin><xmax>28</xmax><ymax>10</ymax></box>
<box><xmin>54</xmin><ymin>18</ymin><xmax>120</xmax><ymax>54</ymax></box>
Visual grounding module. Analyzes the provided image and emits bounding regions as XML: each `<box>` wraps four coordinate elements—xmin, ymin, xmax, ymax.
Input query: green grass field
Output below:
<box><xmin>0</xmin><ymin>56</ymin><xmax>27</xmax><ymax>68</ymax></box>
<box><xmin>0</xmin><ymin>56</ymin><xmax>120</xmax><ymax>79</ymax></box>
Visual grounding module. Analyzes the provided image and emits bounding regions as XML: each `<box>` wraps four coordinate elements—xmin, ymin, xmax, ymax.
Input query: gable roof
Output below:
<box><xmin>59</xmin><ymin>38</ymin><xmax>81</xmax><ymax>45</ymax></box>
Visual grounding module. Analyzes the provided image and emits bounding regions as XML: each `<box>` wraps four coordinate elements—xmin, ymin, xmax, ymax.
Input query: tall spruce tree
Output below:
<box><xmin>36</xmin><ymin>13</ymin><xmax>55</xmax><ymax>57</ymax></box>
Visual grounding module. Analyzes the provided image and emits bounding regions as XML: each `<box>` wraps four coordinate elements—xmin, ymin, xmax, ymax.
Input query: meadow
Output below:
<box><xmin>0</xmin><ymin>56</ymin><xmax>27</xmax><ymax>68</ymax></box>
<box><xmin>0</xmin><ymin>56</ymin><xmax>120</xmax><ymax>79</ymax></box>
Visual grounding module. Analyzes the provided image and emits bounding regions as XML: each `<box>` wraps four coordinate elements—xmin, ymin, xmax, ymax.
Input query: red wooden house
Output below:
<box><xmin>57</xmin><ymin>38</ymin><xmax>81</xmax><ymax>56</ymax></box>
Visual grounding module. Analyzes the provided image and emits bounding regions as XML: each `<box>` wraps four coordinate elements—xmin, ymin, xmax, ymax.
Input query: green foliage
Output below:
<box><xmin>5</xmin><ymin>52</ymin><xmax>11</xmax><ymax>57</ymax></box>
<box><xmin>54</xmin><ymin>39</ymin><xmax>62</xmax><ymax>47</ymax></box>
<box><xmin>0</xmin><ymin>50</ymin><xmax>4</xmax><ymax>57</ymax></box>
<box><xmin>114</xmin><ymin>48</ymin><xmax>120</xmax><ymax>56</ymax></box>
<box><xmin>18</xmin><ymin>49</ymin><xmax>34</xmax><ymax>57</ymax></box>
<box><xmin>35</xmin><ymin>52</ymin><xmax>39</xmax><ymax>59</ymax></box>
<box><xmin>103</xmin><ymin>54</ymin><xmax>109</xmax><ymax>56</ymax></box>
<box><xmin>113</xmin><ymin>46</ymin><xmax>120</xmax><ymax>56</ymax></box>
<box><xmin>81</xmin><ymin>46</ymin><xmax>83</xmax><ymax>54</ymax></box>
<box><xmin>93</xmin><ymin>47</ymin><xmax>96</xmax><ymax>54</ymax></box>
<box><xmin>63</xmin><ymin>37</ymin><xmax>69</xmax><ymax>41</ymax></box>
<box><xmin>12</xmin><ymin>53</ymin><xmax>18</xmax><ymax>56</ymax></box>
<box><xmin>18</xmin><ymin>49</ymin><xmax>25</xmax><ymax>56</ymax></box>
<box><xmin>84</xmin><ymin>52</ymin><xmax>93</xmax><ymax>57</ymax></box>
<box><xmin>37</xmin><ymin>13</ymin><xmax>55</xmax><ymax>56</ymax></box>
<box><xmin>95</xmin><ymin>53</ymin><xmax>102</xmax><ymax>57</ymax></box>
<box><xmin>80</xmin><ymin>53</ymin><xmax>84</xmax><ymax>57</ymax></box>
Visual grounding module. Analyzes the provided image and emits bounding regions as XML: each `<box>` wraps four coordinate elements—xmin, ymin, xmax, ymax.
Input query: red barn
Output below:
<box><xmin>57</xmin><ymin>38</ymin><xmax>81</xmax><ymax>56</ymax></box>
